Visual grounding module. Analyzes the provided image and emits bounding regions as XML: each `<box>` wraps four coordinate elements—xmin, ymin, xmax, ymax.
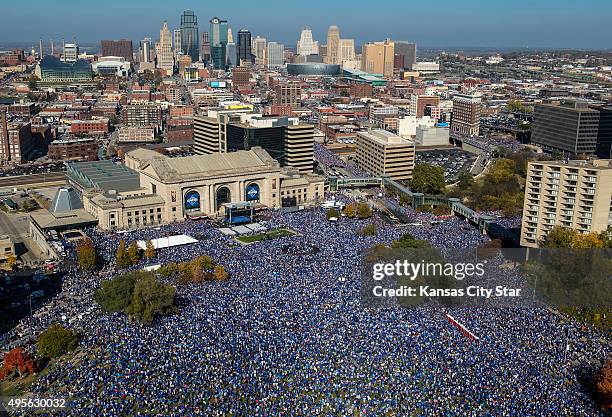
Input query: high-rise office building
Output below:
<box><xmin>325</xmin><ymin>25</ymin><xmax>340</xmax><ymax>64</ymax></box>
<box><xmin>297</xmin><ymin>27</ymin><xmax>317</xmax><ymax>56</ymax></box>
<box><xmin>200</xmin><ymin>31</ymin><xmax>210</xmax><ymax>63</ymax></box>
<box><xmin>180</xmin><ymin>10</ymin><xmax>199</xmax><ymax>62</ymax></box>
<box><xmin>226</xmin><ymin>42</ymin><xmax>237</xmax><ymax>67</ymax></box>
<box><xmin>394</xmin><ymin>41</ymin><xmax>417</xmax><ymax>69</ymax></box>
<box><xmin>266</xmin><ymin>42</ymin><xmax>284</xmax><ymax>69</ymax></box>
<box><xmin>63</xmin><ymin>42</ymin><xmax>79</xmax><ymax>62</ymax></box>
<box><xmin>531</xmin><ymin>101</ymin><xmax>603</xmax><ymax>157</ymax></box>
<box><xmin>410</xmin><ymin>95</ymin><xmax>440</xmax><ymax>118</ymax></box>
<box><xmin>274</xmin><ymin>81</ymin><xmax>301</xmax><ymax>108</ymax></box>
<box><xmin>140</xmin><ymin>38</ymin><xmax>152</xmax><ymax>63</ymax></box>
<box><xmin>520</xmin><ymin>159</ymin><xmax>612</xmax><ymax>248</ymax></box>
<box><xmin>450</xmin><ymin>93</ymin><xmax>481</xmax><ymax>136</ymax></box>
<box><xmin>173</xmin><ymin>29</ymin><xmax>182</xmax><ymax>57</ymax></box>
<box><xmin>101</xmin><ymin>39</ymin><xmax>134</xmax><ymax>62</ymax></box>
<box><xmin>194</xmin><ymin>113</ymin><xmax>315</xmax><ymax>173</ymax></box>
<box><xmin>361</xmin><ymin>39</ymin><xmax>394</xmax><ymax>78</ymax></box>
<box><xmin>253</xmin><ymin>36</ymin><xmax>267</xmax><ymax>65</ymax></box>
<box><xmin>237</xmin><ymin>29</ymin><xmax>253</xmax><ymax>65</ymax></box>
<box><xmin>156</xmin><ymin>21</ymin><xmax>174</xmax><ymax>74</ymax></box>
<box><xmin>210</xmin><ymin>17</ymin><xmax>228</xmax><ymax>69</ymax></box>
<box><xmin>337</xmin><ymin>39</ymin><xmax>355</xmax><ymax>66</ymax></box>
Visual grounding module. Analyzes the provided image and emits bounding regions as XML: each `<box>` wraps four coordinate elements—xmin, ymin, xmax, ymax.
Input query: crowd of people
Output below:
<box><xmin>1</xmin><ymin>198</ymin><xmax>608</xmax><ymax>416</ymax></box>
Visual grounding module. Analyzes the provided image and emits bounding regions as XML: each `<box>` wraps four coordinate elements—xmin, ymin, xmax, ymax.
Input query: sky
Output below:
<box><xmin>1</xmin><ymin>0</ymin><xmax>611</xmax><ymax>50</ymax></box>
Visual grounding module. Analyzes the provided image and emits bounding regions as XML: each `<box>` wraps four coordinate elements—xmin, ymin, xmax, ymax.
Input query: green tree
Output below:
<box><xmin>76</xmin><ymin>238</ymin><xmax>97</xmax><ymax>270</ymax></box>
<box><xmin>37</xmin><ymin>324</ymin><xmax>80</xmax><ymax>358</ymax></box>
<box><xmin>410</xmin><ymin>163</ymin><xmax>445</xmax><ymax>194</ymax></box>
<box><xmin>126</xmin><ymin>273</ymin><xmax>177</xmax><ymax>324</ymax></box>
<box><xmin>145</xmin><ymin>240</ymin><xmax>156</xmax><ymax>260</ymax></box>
<box><xmin>391</xmin><ymin>233</ymin><xmax>430</xmax><ymax>249</ymax></box>
<box><xmin>457</xmin><ymin>170</ymin><xmax>474</xmax><ymax>190</ymax></box>
<box><xmin>28</xmin><ymin>75</ymin><xmax>38</xmax><ymax>91</ymax></box>
<box><xmin>115</xmin><ymin>239</ymin><xmax>131</xmax><ymax>268</ymax></box>
<box><xmin>128</xmin><ymin>241</ymin><xmax>141</xmax><ymax>265</ymax></box>
<box><xmin>94</xmin><ymin>271</ymin><xmax>139</xmax><ymax>313</ymax></box>
<box><xmin>357</xmin><ymin>223</ymin><xmax>377</xmax><ymax>236</ymax></box>
<box><xmin>326</xmin><ymin>208</ymin><xmax>339</xmax><ymax>220</ymax></box>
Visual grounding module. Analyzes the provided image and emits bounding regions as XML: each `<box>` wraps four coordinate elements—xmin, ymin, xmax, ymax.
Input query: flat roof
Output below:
<box><xmin>67</xmin><ymin>160</ymin><xmax>140</xmax><ymax>192</ymax></box>
<box><xmin>358</xmin><ymin>129</ymin><xmax>414</xmax><ymax>146</ymax></box>
<box><xmin>137</xmin><ymin>234</ymin><xmax>198</xmax><ymax>250</ymax></box>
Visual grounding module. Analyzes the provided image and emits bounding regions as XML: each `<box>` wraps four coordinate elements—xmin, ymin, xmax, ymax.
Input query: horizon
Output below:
<box><xmin>2</xmin><ymin>0</ymin><xmax>612</xmax><ymax>50</ymax></box>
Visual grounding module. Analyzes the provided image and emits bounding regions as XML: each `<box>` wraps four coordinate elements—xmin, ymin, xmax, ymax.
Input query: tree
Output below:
<box><xmin>416</xmin><ymin>204</ymin><xmax>434</xmax><ymax>213</ymax></box>
<box><xmin>572</xmin><ymin>232</ymin><xmax>604</xmax><ymax>249</ymax></box>
<box><xmin>356</xmin><ymin>202</ymin><xmax>372</xmax><ymax>219</ymax></box>
<box><xmin>128</xmin><ymin>241</ymin><xmax>141</xmax><ymax>265</ymax></box>
<box><xmin>145</xmin><ymin>240</ymin><xmax>156</xmax><ymax>260</ymax></box>
<box><xmin>28</xmin><ymin>75</ymin><xmax>38</xmax><ymax>91</ymax></box>
<box><xmin>343</xmin><ymin>203</ymin><xmax>356</xmax><ymax>218</ymax></box>
<box><xmin>326</xmin><ymin>208</ymin><xmax>339</xmax><ymax>220</ymax></box>
<box><xmin>5</xmin><ymin>254</ymin><xmax>17</xmax><ymax>270</ymax></box>
<box><xmin>126</xmin><ymin>273</ymin><xmax>177</xmax><ymax>324</ymax></box>
<box><xmin>95</xmin><ymin>271</ymin><xmax>177</xmax><ymax>324</ymax></box>
<box><xmin>542</xmin><ymin>226</ymin><xmax>575</xmax><ymax>248</ymax></box>
<box><xmin>594</xmin><ymin>359</ymin><xmax>612</xmax><ymax>408</ymax></box>
<box><xmin>76</xmin><ymin>238</ymin><xmax>97</xmax><ymax>270</ymax></box>
<box><xmin>410</xmin><ymin>163</ymin><xmax>445</xmax><ymax>194</ymax></box>
<box><xmin>37</xmin><ymin>324</ymin><xmax>80</xmax><ymax>358</ymax></box>
<box><xmin>457</xmin><ymin>170</ymin><xmax>474</xmax><ymax>190</ymax></box>
<box><xmin>391</xmin><ymin>233</ymin><xmax>430</xmax><ymax>249</ymax></box>
<box><xmin>0</xmin><ymin>347</ymin><xmax>35</xmax><ymax>379</ymax></box>
<box><xmin>213</xmin><ymin>265</ymin><xmax>229</xmax><ymax>281</ymax></box>
<box><xmin>432</xmin><ymin>205</ymin><xmax>451</xmax><ymax>216</ymax></box>
<box><xmin>357</xmin><ymin>224</ymin><xmax>377</xmax><ymax>236</ymax></box>
<box><xmin>115</xmin><ymin>239</ymin><xmax>131</xmax><ymax>268</ymax></box>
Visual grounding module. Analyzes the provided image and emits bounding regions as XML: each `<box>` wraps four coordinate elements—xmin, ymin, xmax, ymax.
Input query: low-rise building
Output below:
<box><xmin>48</xmin><ymin>137</ymin><xmax>98</xmax><ymax>161</ymax></box>
<box><xmin>117</xmin><ymin>127</ymin><xmax>155</xmax><ymax>143</ymax></box>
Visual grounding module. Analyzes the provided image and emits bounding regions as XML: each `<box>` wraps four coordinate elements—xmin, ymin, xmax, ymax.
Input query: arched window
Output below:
<box><xmin>216</xmin><ymin>187</ymin><xmax>231</xmax><ymax>210</ymax></box>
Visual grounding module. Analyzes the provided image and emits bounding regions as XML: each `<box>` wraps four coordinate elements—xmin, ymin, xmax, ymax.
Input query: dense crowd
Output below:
<box><xmin>1</xmin><ymin>204</ymin><xmax>609</xmax><ymax>416</ymax></box>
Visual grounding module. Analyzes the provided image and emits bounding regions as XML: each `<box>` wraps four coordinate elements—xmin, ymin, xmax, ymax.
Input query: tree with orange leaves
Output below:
<box><xmin>595</xmin><ymin>359</ymin><xmax>612</xmax><ymax>409</ymax></box>
<box><xmin>0</xmin><ymin>347</ymin><xmax>36</xmax><ymax>379</ymax></box>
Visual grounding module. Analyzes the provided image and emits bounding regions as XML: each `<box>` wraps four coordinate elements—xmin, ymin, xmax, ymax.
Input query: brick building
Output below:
<box><xmin>48</xmin><ymin>137</ymin><xmax>98</xmax><ymax>161</ymax></box>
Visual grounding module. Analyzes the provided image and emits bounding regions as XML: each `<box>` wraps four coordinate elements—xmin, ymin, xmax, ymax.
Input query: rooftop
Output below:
<box><xmin>358</xmin><ymin>129</ymin><xmax>414</xmax><ymax>146</ymax></box>
<box><xmin>67</xmin><ymin>160</ymin><xmax>140</xmax><ymax>192</ymax></box>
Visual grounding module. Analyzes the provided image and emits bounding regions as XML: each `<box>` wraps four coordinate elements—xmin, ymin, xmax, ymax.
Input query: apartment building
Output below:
<box><xmin>521</xmin><ymin>159</ymin><xmax>612</xmax><ymax>248</ymax></box>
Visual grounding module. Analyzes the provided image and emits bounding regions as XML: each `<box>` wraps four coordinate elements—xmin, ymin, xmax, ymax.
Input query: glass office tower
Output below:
<box><xmin>180</xmin><ymin>10</ymin><xmax>199</xmax><ymax>62</ymax></box>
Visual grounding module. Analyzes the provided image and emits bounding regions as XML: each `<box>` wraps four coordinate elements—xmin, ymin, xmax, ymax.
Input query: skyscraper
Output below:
<box><xmin>266</xmin><ymin>42</ymin><xmax>284</xmax><ymax>69</ymax></box>
<box><xmin>173</xmin><ymin>29</ymin><xmax>182</xmax><ymax>57</ymax></box>
<box><xmin>337</xmin><ymin>39</ymin><xmax>355</xmax><ymax>66</ymax></box>
<box><xmin>297</xmin><ymin>27</ymin><xmax>317</xmax><ymax>56</ymax></box>
<box><xmin>210</xmin><ymin>17</ymin><xmax>228</xmax><ymax>69</ymax></box>
<box><xmin>325</xmin><ymin>25</ymin><xmax>340</xmax><ymax>64</ymax></box>
<box><xmin>156</xmin><ymin>21</ymin><xmax>174</xmax><ymax>74</ymax></box>
<box><xmin>394</xmin><ymin>41</ymin><xmax>417</xmax><ymax>69</ymax></box>
<box><xmin>140</xmin><ymin>38</ymin><xmax>152</xmax><ymax>63</ymax></box>
<box><xmin>253</xmin><ymin>36</ymin><xmax>267</xmax><ymax>66</ymax></box>
<box><xmin>200</xmin><ymin>31</ymin><xmax>210</xmax><ymax>63</ymax></box>
<box><xmin>226</xmin><ymin>42</ymin><xmax>237</xmax><ymax>67</ymax></box>
<box><xmin>237</xmin><ymin>29</ymin><xmax>253</xmax><ymax>65</ymax></box>
<box><xmin>180</xmin><ymin>10</ymin><xmax>199</xmax><ymax>62</ymax></box>
<box><xmin>361</xmin><ymin>39</ymin><xmax>394</xmax><ymax>78</ymax></box>
<box><xmin>101</xmin><ymin>39</ymin><xmax>134</xmax><ymax>62</ymax></box>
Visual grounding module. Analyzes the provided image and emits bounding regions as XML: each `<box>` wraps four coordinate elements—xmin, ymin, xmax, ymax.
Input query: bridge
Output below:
<box><xmin>327</xmin><ymin>175</ymin><xmax>497</xmax><ymax>233</ymax></box>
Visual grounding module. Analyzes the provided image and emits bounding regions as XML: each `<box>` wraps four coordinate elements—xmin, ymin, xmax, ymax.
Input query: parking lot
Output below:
<box><xmin>416</xmin><ymin>148</ymin><xmax>478</xmax><ymax>182</ymax></box>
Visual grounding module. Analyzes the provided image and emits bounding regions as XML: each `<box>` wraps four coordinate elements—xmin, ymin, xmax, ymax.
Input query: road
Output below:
<box><xmin>0</xmin><ymin>172</ymin><xmax>66</xmax><ymax>188</ymax></box>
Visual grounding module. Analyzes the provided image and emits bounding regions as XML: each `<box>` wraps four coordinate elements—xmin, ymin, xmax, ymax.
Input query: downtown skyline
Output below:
<box><xmin>1</xmin><ymin>0</ymin><xmax>611</xmax><ymax>50</ymax></box>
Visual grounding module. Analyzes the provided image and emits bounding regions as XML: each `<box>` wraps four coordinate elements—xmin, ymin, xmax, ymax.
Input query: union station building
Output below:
<box><xmin>67</xmin><ymin>147</ymin><xmax>324</xmax><ymax>230</ymax></box>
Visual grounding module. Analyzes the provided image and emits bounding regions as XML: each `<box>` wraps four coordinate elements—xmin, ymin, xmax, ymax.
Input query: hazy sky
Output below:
<box><xmin>2</xmin><ymin>0</ymin><xmax>611</xmax><ymax>49</ymax></box>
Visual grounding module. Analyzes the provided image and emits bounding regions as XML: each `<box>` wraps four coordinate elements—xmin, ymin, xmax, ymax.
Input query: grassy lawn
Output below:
<box><xmin>236</xmin><ymin>228</ymin><xmax>296</xmax><ymax>244</ymax></box>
